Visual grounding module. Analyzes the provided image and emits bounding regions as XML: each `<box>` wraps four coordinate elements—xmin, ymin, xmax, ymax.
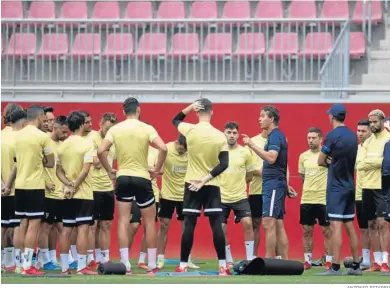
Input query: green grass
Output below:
<box><xmin>2</xmin><ymin>260</ymin><xmax>390</xmax><ymax>284</ymax></box>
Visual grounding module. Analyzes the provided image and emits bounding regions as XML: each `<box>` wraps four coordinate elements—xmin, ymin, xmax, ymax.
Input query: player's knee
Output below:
<box><xmin>183</xmin><ymin>215</ymin><xmax>197</xmax><ymax>232</ymax></box>
<box><xmin>303</xmin><ymin>226</ymin><xmax>313</xmax><ymax>239</ymax></box>
<box><xmin>262</xmin><ymin>217</ymin><xmax>276</xmax><ymax>231</ymax></box>
<box><xmin>100</xmin><ymin>221</ymin><xmax>112</xmax><ymax>232</ymax></box>
<box><xmin>321</xmin><ymin>227</ymin><xmax>331</xmax><ymax>239</ymax></box>
<box><xmin>159</xmin><ymin>219</ymin><xmax>170</xmax><ymax>232</ymax></box>
<box><xmin>241</xmin><ymin>217</ymin><xmax>253</xmax><ymax>231</ymax></box>
<box><xmin>368</xmin><ymin>220</ymin><xmax>378</xmax><ymax>230</ymax></box>
<box><xmin>252</xmin><ymin>218</ymin><xmax>261</xmax><ymax>230</ymax></box>
<box><xmin>377</xmin><ymin>218</ymin><xmax>388</xmax><ymax>230</ymax></box>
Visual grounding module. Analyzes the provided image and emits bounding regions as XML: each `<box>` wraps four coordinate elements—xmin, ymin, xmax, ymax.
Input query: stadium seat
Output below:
<box><xmin>190</xmin><ymin>1</ymin><xmax>218</xmax><ymax>25</ymax></box>
<box><xmin>299</xmin><ymin>32</ymin><xmax>333</xmax><ymax>59</ymax></box>
<box><xmin>168</xmin><ymin>33</ymin><xmax>200</xmax><ymax>59</ymax></box>
<box><xmin>157</xmin><ymin>1</ymin><xmax>185</xmax><ymax>23</ymax></box>
<box><xmin>268</xmin><ymin>33</ymin><xmax>299</xmax><ymax>59</ymax></box>
<box><xmin>60</xmin><ymin>1</ymin><xmax>88</xmax><ymax>27</ymax></box>
<box><xmin>353</xmin><ymin>0</ymin><xmax>383</xmax><ymax>25</ymax></box>
<box><xmin>72</xmin><ymin>33</ymin><xmax>101</xmax><ymax>58</ymax></box>
<box><xmin>1</xmin><ymin>1</ymin><xmax>23</xmax><ymax>20</ymax></box>
<box><xmin>222</xmin><ymin>1</ymin><xmax>251</xmax><ymax>27</ymax></box>
<box><xmin>5</xmin><ymin>33</ymin><xmax>36</xmax><ymax>58</ymax></box>
<box><xmin>202</xmin><ymin>33</ymin><xmax>232</xmax><ymax>59</ymax></box>
<box><xmin>28</xmin><ymin>1</ymin><xmax>56</xmax><ymax>26</ymax></box>
<box><xmin>320</xmin><ymin>0</ymin><xmax>349</xmax><ymax>25</ymax></box>
<box><xmin>254</xmin><ymin>0</ymin><xmax>284</xmax><ymax>26</ymax></box>
<box><xmin>233</xmin><ymin>33</ymin><xmax>266</xmax><ymax>58</ymax></box>
<box><xmin>92</xmin><ymin>1</ymin><xmax>120</xmax><ymax>26</ymax></box>
<box><xmin>288</xmin><ymin>0</ymin><xmax>317</xmax><ymax>22</ymax></box>
<box><xmin>349</xmin><ymin>32</ymin><xmax>366</xmax><ymax>59</ymax></box>
<box><xmin>101</xmin><ymin>33</ymin><xmax>134</xmax><ymax>58</ymax></box>
<box><xmin>37</xmin><ymin>33</ymin><xmax>69</xmax><ymax>59</ymax></box>
<box><xmin>125</xmin><ymin>1</ymin><xmax>153</xmax><ymax>27</ymax></box>
<box><xmin>137</xmin><ymin>33</ymin><xmax>167</xmax><ymax>59</ymax></box>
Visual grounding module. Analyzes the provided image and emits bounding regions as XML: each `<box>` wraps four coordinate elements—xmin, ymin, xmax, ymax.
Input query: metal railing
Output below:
<box><xmin>2</xmin><ymin>18</ymin><xmax>350</xmax><ymax>87</ymax></box>
<box><xmin>319</xmin><ymin>21</ymin><xmax>350</xmax><ymax>99</ymax></box>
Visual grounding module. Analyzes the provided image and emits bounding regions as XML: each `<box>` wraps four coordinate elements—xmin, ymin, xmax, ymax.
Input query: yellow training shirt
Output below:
<box><xmin>248</xmin><ymin>134</ymin><xmax>267</xmax><ymax>195</ymax></box>
<box><xmin>148</xmin><ymin>146</ymin><xmax>160</xmax><ymax>202</ymax></box>
<box><xmin>359</xmin><ymin>130</ymin><xmax>390</xmax><ymax>190</ymax></box>
<box><xmin>43</xmin><ymin>139</ymin><xmax>64</xmax><ymax>199</ymax></box>
<box><xmin>57</xmin><ymin>135</ymin><xmax>94</xmax><ymax>200</ymax></box>
<box><xmin>298</xmin><ymin>150</ymin><xmax>327</xmax><ymax>205</ymax></box>
<box><xmin>161</xmin><ymin>142</ymin><xmax>188</xmax><ymax>202</ymax></box>
<box><xmin>90</xmin><ymin>130</ymin><xmax>115</xmax><ymax>192</ymax></box>
<box><xmin>105</xmin><ymin>119</ymin><xmax>159</xmax><ymax>180</ymax></box>
<box><xmin>1</xmin><ymin>127</ymin><xmax>16</xmax><ymax>196</ymax></box>
<box><xmin>14</xmin><ymin>125</ymin><xmax>54</xmax><ymax>190</ymax></box>
<box><xmin>178</xmin><ymin>122</ymin><xmax>227</xmax><ymax>187</ymax></box>
<box><xmin>355</xmin><ymin>144</ymin><xmax>365</xmax><ymax>201</ymax></box>
<box><xmin>220</xmin><ymin>145</ymin><xmax>256</xmax><ymax>203</ymax></box>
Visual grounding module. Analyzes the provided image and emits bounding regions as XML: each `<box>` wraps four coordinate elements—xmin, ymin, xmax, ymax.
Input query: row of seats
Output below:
<box><xmin>2</xmin><ymin>32</ymin><xmax>366</xmax><ymax>59</ymax></box>
<box><xmin>1</xmin><ymin>0</ymin><xmax>383</xmax><ymax>25</ymax></box>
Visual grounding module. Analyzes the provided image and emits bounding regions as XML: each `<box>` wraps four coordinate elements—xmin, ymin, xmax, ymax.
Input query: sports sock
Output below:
<box><xmin>68</xmin><ymin>250</ymin><xmax>74</xmax><ymax>263</ymax></box>
<box><xmin>382</xmin><ymin>251</ymin><xmax>389</xmax><ymax>265</ymax></box>
<box><xmin>225</xmin><ymin>245</ymin><xmax>233</xmax><ymax>263</ymax></box>
<box><xmin>60</xmin><ymin>254</ymin><xmax>69</xmax><ymax>272</ymax></box>
<box><xmin>362</xmin><ymin>249</ymin><xmax>370</xmax><ymax>265</ymax></box>
<box><xmin>49</xmin><ymin>250</ymin><xmax>57</xmax><ymax>263</ymax></box>
<box><xmin>5</xmin><ymin>247</ymin><xmax>14</xmax><ymax>267</ymax></box>
<box><xmin>101</xmin><ymin>250</ymin><xmax>109</xmax><ymax>264</ymax></box>
<box><xmin>95</xmin><ymin>249</ymin><xmax>102</xmax><ymax>263</ymax></box>
<box><xmin>374</xmin><ymin>251</ymin><xmax>382</xmax><ymax>264</ymax></box>
<box><xmin>70</xmin><ymin>245</ymin><xmax>78</xmax><ymax>262</ymax></box>
<box><xmin>119</xmin><ymin>248</ymin><xmax>130</xmax><ymax>269</ymax></box>
<box><xmin>218</xmin><ymin>259</ymin><xmax>227</xmax><ymax>268</ymax></box>
<box><xmin>40</xmin><ymin>248</ymin><xmax>50</xmax><ymax>264</ymax></box>
<box><xmin>77</xmin><ymin>254</ymin><xmax>87</xmax><ymax>271</ymax></box>
<box><xmin>326</xmin><ymin>255</ymin><xmax>333</xmax><ymax>263</ymax></box>
<box><xmin>304</xmin><ymin>253</ymin><xmax>312</xmax><ymax>263</ymax></box>
<box><xmin>22</xmin><ymin>248</ymin><xmax>34</xmax><ymax>270</ymax></box>
<box><xmin>138</xmin><ymin>252</ymin><xmax>146</xmax><ymax>263</ymax></box>
<box><xmin>245</xmin><ymin>241</ymin><xmax>254</xmax><ymax>261</ymax></box>
<box><xmin>157</xmin><ymin>254</ymin><xmax>164</xmax><ymax>262</ymax></box>
<box><xmin>87</xmin><ymin>250</ymin><xmax>94</xmax><ymax>264</ymax></box>
<box><xmin>15</xmin><ymin>249</ymin><xmax>22</xmax><ymax>268</ymax></box>
<box><xmin>147</xmin><ymin>248</ymin><xmax>157</xmax><ymax>270</ymax></box>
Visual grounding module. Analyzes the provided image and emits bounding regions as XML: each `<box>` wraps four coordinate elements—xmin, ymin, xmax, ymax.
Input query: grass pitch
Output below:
<box><xmin>2</xmin><ymin>260</ymin><xmax>390</xmax><ymax>284</ymax></box>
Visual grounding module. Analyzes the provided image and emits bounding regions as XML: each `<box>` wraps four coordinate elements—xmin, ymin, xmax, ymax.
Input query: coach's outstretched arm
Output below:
<box><xmin>242</xmin><ymin>134</ymin><xmax>278</xmax><ymax>164</ymax></box>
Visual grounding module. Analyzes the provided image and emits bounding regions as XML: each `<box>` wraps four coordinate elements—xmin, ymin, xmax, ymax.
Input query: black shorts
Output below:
<box><xmin>93</xmin><ymin>191</ymin><xmax>115</xmax><ymax>221</ymax></box>
<box><xmin>1</xmin><ymin>196</ymin><xmax>19</xmax><ymax>228</ymax></box>
<box><xmin>362</xmin><ymin>189</ymin><xmax>387</xmax><ymax>220</ymax></box>
<box><xmin>15</xmin><ymin>189</ymin><xmax>45</xmax><ymax>220</ymax></box>
<box><xmin>130</xmin><ymin>201</ymin><xmax>159</xmax><ymax>224</ymax></box>
<box><xmin>355</xmin><ymin>201</ymin><xmax>368</xmax><ymax>229</ymax></box>
<box><xmin>299</xmin><ymin>204</ymin><xmax>329</xmax><ymax>227</ymax></box>
<box><xmin>182</xmin><ymin>183</ymin><xmax>223</xmax><ymax>217</ymax></box>
<box><xmin>62</xmin><ymin>199</ymin><xmax>94</xmax><ymax>227</ymax></box>
<box><xmin>383</xmin><ymin>176</ymin><xmax>390</xmax><ymax>222</ymax></box>
<box><xmin>43</xmin><ymin>198</ymin><xmax>63</xmax><ymax>224</ymax></box>
<box><xmin>158</xmin><ymin>198</ymin><xmax>184</xmax><ymax>221</ymax></box>
<box><xmin>221</xmin><ymin>199</ymin><xmax>251</xmax><ymax>224</ymax></box>
<box><xmin>248</xmin><ymin>194</ymin><xmax>263</xmax><ymax>219</ymax></box>
<box><xmin>115</xmin><ymin>176</ymin><xmax>155</xmax><ymax>208</ymax></box>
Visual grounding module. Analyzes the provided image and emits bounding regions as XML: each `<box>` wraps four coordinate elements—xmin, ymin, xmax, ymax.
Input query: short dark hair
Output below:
<box><xmin>333</xmin><ymin>114</ymin><xmax>346</xmax><ymax>123</ymax></box>
<box><xmin>357</xmin><ymin>119</ymin><xmax>369</xmax><ymax>126</ymax></box>
<box><xmin>43</xmin><ymin>106</ymin><xmax>54</xmax><ymax>114</ymax></box>
<box><xmin>308</xmin><ymin>127</ymin><xmax>322</xmax><ymax>138</ymax></box>
<box><xmin>196</xmin><ymin>98</ymin><xmax>213</xmax><ymax>114</ymax></box>
<box><xmin>10</xmin><ymin>109</ymin><xmax>27</xmax><ymax>124</ymax></box>
<box><xmin>224</xmin><ymin>121</ymin><xmax>239</xmax><ymax>131</ymax></box>
<box><xmin>101</xmin><ymin>112</ymin><xmax>117</xmax><ymax>124</ymax></box>
<box><xmin>3</xmin><ymin>103</ymin><xmax>22</xmax><ymax>125</ymax></box>
<box><xmin>123</xmin><ymin>97</ymin><xmax>139</xmax><ymax>115</ymax></box>
<box><xmin>27</xmin><ymin>105</ymin><xmax>44</xmax><ymax>121</ymax></box>
<box><xmin>67</xmin><ymin>111</ymin><xmax>85</xmax><ymax>132</ymax></box>
<box><xmin>262</xmin><ymin>105</ymin><xmax>280</xmax><ymax>126</ymax></box>
<box><xmin>178</xmin><ymin>134</ymin><xmax>187</xmax><ymax>150</ymax></box>
<box><xmin>79</xmin><ymin>110</ymin><xmax>90</xmax><ymax>118</ymax></box>
<box><xmin>56</xmin><ymin>115</ymin><xmax>68</xmax><ymax>126</ymax></box>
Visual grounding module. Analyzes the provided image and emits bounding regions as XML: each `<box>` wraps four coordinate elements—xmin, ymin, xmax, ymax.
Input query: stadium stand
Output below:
<box><xmin>0</xmin><ymin>0</ymin><xmax>389</xmax><ymax>95</ymax></box>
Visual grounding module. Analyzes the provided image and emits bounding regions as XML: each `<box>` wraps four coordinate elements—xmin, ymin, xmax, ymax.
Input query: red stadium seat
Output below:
<box><xmin>288</xmin><ymin>0</ymin><xmax>317</xmax><ymax>21</ymax></box>
<box><xmin>92</xmin><ymin>1</ymin><xmax>120</xmax><ymax>24</ymax></box>
<box><xmin>254</xmin><ymin>0</ymin><xmax>284</xmax><ymax>26</ymax></box>
<box><xmin>1</xmin><ymin>1</ymin><xmax>23</xmax><ymax>19</ymax></box>
<box><xmin>268</xmin><ymin>33</ymin><xmax>298</xmax><ymax>59</ymax></box>
<box><xmin>190</xmin><ymin>1</ymin><xmax>218</xmax><ymax>22</ymax></box>
<box><xmin>157</xmin><ymin>1</ymin><xmax>185</xmax><ymax>19</ymax></box>
<box><xmin>137</xmin><ymin>33</ymin><xmax>166</xmax><ymax>59</ymax></box>
<box><xmin>353</xmin><ymin>0</ymin><xmax>383</xmax><ymax>25</ymax></box>
<box><xmin>234</xmin><ymin>33</ymin><xmax>266</xmax><ymax>58</ymax></box>
<box><xmin>320</xmin><ymin>0</ymin><xmax>349</xmax><ymax>25</ymax></box>
<box><xmin>37</xmin><ymin>33</ymin><xmax>69</xmax><ymax>59</ymax></box>
<box><xmin>222</xmin><ymin>1</ymin><xmax>251</xmax><ymax>26</ymax></box>
<box><xmin>72</xmin><ymin>33</ymin><xmax>101</xmax><ymax>58</ymax></box>
<box><xmin>61</xmin><ymin>1</ymin><xmax>88</xmax><ymax>19</ymax></box>
<box><xmin>168</xmin><ymin>33</ymin><xmax>200</xmax><ymax>59</ymax></box>
<box><xmin>102</xmin><ymin>33</ymin><xmax>134</xmax><ymax>58</ymax></box>
<box><xmin>28</xmin><ymin>1</ymin><xmax>56</xmax><ymax>25</ymax></box>
<box><xmin>5</xmin><ymin>33</ymin><xmax>36</xmax><ymax>58</ymax></box>
<box><xmin>299</xmin><ymin>32</ymin><xmax>333</xmax><ymax>59</ymax></box>
<box><xmin>126</xmin><ymin>1</ymin><xmax>153</xmax><ymax>19</ymax></box>
<box><xmin>202</xmin><ymin>33</ymin><xmax>232</xmax><ymax>59</ymax></box>
<box><xmin>350</xmin><ymin>32</ymin><xmax>366</xmax><ymax>59</ymax></box>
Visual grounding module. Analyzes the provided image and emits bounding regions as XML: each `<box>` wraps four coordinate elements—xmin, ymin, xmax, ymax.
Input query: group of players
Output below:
<box><xmin>1</xmin><ymin>98</ymin><xmax>390</xmax><ymax>277</ymax></box>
